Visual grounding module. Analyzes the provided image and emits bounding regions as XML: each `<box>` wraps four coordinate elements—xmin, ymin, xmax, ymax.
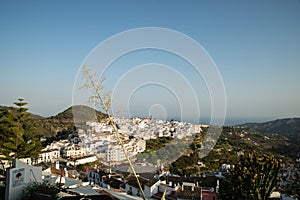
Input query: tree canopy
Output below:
<box><xmin>0</xmin><ymin>98</ymin><xmax>42</xmax><ymax>159</ymax></box>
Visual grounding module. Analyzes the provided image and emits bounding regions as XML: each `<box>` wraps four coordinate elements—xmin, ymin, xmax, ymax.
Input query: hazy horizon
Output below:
<box><xmin>2</xmin><ymin>102</ymin><xmax>298</xmax><ymax>127</ymax></box>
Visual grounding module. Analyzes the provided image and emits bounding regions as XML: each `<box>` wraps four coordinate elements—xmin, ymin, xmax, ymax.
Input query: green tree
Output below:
<box><xmin>219</xmin><ymin>151</ymin><xmax>282</xmax><ymax>200</ymax></box>
<box><xmin>0</xmin><ymin>98</ymin><xmax>42</xmax><ymax>159</ymax></box>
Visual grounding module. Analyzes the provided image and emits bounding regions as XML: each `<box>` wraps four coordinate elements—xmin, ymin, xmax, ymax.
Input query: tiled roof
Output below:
<box><xmin>103</xmin><ymin>177</ymin><xmax>123</xmax><ymax>189</ymax></box>
<box><xmin>176</xmin><ymin>186</ymin><xmax>202</xmax><ymax>200</ymax></box>
<box><xmin>154</xmin><ymin>186</ymin><xmax>202</xmax><ymax>200</ymax></box>
<box><xmin>145</xmin><ymin>178</ymin><xmax>159</xmax><ymax>187</ymax></box>
<box><xmin>166</xmin><ymin>175</ymin><xmax>217</xmax><ymax>188</ymax></box>
<box><xmin>50</xmin><ymin>167</ymin><xmax>75</xmax><ymax>178</ymax></box>
<box><xmin>126</xmin><ymin>175</ymin><xmax>149</xmax><ymax>189</ymax></box>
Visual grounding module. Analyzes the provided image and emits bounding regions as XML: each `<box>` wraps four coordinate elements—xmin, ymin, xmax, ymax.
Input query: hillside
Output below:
<box><xmin>34</xmin><ymin>105</ymin><xmax>108</xmax><ymax>136</ymax></box>
<box><xmin>239</xmin><ymin>118</ymin><xmax>300</xmax><ymax>159</ymax></box>
<box><xmin>1</xmin><ymin>105</ymin><xmax>107</xmax><ymax>136</ymax></box>
<box><xmin>240</xmin><ymin>118</ymin><xmax>300</xmax><ymax>136</ymax></box>
<box><xmin>169</xmin><ymin>122</ymin><xmax>299</xmax><ymax>175</ymax></box>
<box><xmin>198</xmin><ymin>126</ymin><xmax>296</xmax><ymax>170</ymax></box>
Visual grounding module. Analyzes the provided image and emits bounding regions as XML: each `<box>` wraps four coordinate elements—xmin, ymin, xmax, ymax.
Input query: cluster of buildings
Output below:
<box><xmin>5</xmin><ymin>156</ymin><xmax>222</xmax><ymax>200</ymax></box>
<box><xmin>3</xmin><ymin>116</ymin><xmax>297</xmax><ymax>200</ymax></box>
<box><xmin>87</xmin><ymin>167</ymin><xmax>219</xmax><ymax>200</ymax></box>
<box><xmin>80</xmin><ymin>117</ymin><xmax>202</xmax><ymax>164</ymax></box>
<box><xmin>22</xmin><ymin>117</ymin><xmax>202</xmax><ymax>166</ymax></box>
<box><xmin>19</xmin><ymin>117</ymin><xmax>204</xmax><ymax>172</ymax></box>
<box><xmin>5</xmin><ymin>159</ymin><xmax>119</xmax><ymax>200</ymax></box>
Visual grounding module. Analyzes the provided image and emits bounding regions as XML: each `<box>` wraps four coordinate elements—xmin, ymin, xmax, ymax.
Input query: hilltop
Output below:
<box><xmin>240</xmin><ymin>117</ymin><xmax>300</xmax><ymax>136</ymax></box>
<box><xmin>1</xmin><ymin>105</ymin><xmax>107</xmax><ymax>136</ymax></box>
<box><xmin>35</xmin><ymin>105</ymin><xmax>108</xmax><ymax>136</ymax></box>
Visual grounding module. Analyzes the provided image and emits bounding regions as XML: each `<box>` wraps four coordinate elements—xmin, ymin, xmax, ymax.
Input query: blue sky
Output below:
<box><xmin>0</xmin><ymin>0</ymin><xmax>299</xmax><ymax>124</ymax></box>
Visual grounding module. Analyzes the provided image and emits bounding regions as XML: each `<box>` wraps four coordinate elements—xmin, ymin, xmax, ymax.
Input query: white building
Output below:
<box><xmin>38</xmin><ymin>149</ymin><xmax>60</xmax><ymax>163</ymax></box>
<box><xmin>5</xmin><ymin>159</ymin><xmax>42</xmax><ymax>200</ymax></box>
<box><xmin>62</xmin><ymin>144</ymin><xmax>87</xmax><ymax>159</ymax></box>
<box><xmin>104</xmin><ymin>139</ymin><xmax>146</xmax><ymax>163</ymax></box>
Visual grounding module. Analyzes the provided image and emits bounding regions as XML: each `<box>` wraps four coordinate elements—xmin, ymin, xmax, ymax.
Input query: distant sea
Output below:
<box><xmin>120</xmin><ymin>115</ymin><xmax>277</xmax><ymax>126</ymax></box>
<box><xmin>199</xmin><ymin>117</ymin><xmax>276</xmax><ymax>126</ymax></box>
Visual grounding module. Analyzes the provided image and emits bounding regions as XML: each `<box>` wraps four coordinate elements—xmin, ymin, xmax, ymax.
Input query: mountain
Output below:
<box><xmin>1</xmin><ymin>105</ymin><xmax>108</xmax><ymax>136</ymax></box>
<box><xmin>34</xmin><ymin>105</ymin><xmax>108</xmax><ymax>136</ymax></box>
<box><xmin>240</xmin><ymin>118</ymin><xmax>300</xmax><ymax>137</ymax></box>
<box><xmin>236</xmin><ymin>118</ymin><xmax>300</xmax><ymax>161</ymax></box>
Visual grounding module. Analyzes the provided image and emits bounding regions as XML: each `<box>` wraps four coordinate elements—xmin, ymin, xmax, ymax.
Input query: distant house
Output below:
<box><xmin>166</xmin><ymin>174</ymin><xmax>218</xmax><ymax>191</ymax></box>
<box><xmin>125</xmin><ymin>175</ymin><xmax>149</xmax><ymax>196</ymax></box>
<box><xmin>42</xmin><ymin>161</ymin><xmax>78</xmax><ymax>183</ymax></box>
<box><xmin>144</xmin><ymin>178</ymin><xmax>160</xmax><ymax>198</ymax></box>
<box><xmin>38</xmin><ymin>148</ymin><xmax>60</xmax><ymax>163</ymax></box>
<box><xmin>88</xmin><ymin>168</ymin><xmax>123</xmax><ymax>189</ymax></box>
<box><xmin>124</xmin><ymin>175</ymin><xmax>164</xmax><ymax>198</ymax></box>
<box><xmin>61</xmin><ymin>144</ymin><xmax>87</xmax><ymax>159</ymax></box>
<box><xmin>88</xmin><ymin>168</ymin><xmax>109</xmax><ymax>186</ymax></box>
<box><xmin>152</xmin><ymin>182</ymin><xmax>218</xmax><ymax>200</ymax></box>
<box><xmin>177</xmin><ymin>184</ymin><xmax>202</xmax><ymax>200</ymax></box>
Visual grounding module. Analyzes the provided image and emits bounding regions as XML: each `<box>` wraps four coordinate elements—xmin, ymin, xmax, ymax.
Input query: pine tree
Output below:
<box><xmin>0</xmin><ymin>98</ymin><xmax>42</xmax><ymax>160</ymax></box>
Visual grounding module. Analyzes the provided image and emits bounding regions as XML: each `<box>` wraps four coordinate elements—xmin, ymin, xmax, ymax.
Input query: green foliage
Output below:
<box><xmin>144</xmin><ymin>136</ymin><xmax>172</xmax><ymax>152</ymax></box>
<box><xmin>219</xmin><ymin>151</ymin><xmax>282</xmax><ymax>200</ymax></box>
<box><xmin>190</xmin><ymin>141</ymin><xmax>201</xmax><ymax>151</ymax></box>
<box><xmin>23</xmin><ymin>181</ymin><xmax>59</xmax><ymax>200</ymax></box>
<box><xmin>169</xmin><ymin>152</ymin><xmax>200</xmax><ymax>176</ymax></box>
<box><xmin>0</xmin><ymin>99</ymin><xmax>42</xmax><ymax>159</ymax></box>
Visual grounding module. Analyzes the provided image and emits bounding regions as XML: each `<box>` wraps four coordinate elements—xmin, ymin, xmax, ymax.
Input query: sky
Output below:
<box><xmin>0</xmin><ymin>0</ymin><xmax>299</xmax><ymax>125</ymax></box>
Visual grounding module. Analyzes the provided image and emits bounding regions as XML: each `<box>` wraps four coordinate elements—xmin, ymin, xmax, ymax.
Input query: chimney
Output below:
<box><xmin>55</xmin><ymin>161</ymin><xmax>60</xmax><ymax>170</ymax></box>
<box><xmin>216</xmin><ymin>179</ymin><xmax>220</xmax><ymax>192</ymax></box>
<box><xmin>64</xmin><ymin>168</ymin><xmax>68</xmax><ymax>177</ymax></box>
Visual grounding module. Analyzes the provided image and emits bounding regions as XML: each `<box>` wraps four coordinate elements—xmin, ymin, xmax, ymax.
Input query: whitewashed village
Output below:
<box><xmin>1</xmin><ymin>116</ymin><xmax>298</xmax><ymax>200</ymax></box>
<box><xmin>2</xmin><ymin>117</ymin><xmax>225</xmax><ymax>200</ymax></box>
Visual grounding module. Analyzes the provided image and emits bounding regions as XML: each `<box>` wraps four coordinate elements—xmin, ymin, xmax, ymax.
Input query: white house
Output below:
<box><xmin>38</xmin><ymin>149</ymin><xmax>60</xmax><ymax>163</ymax></box>
<box><xmin>125</xmin><ymin>175</ymin><xmax>149</xmax><ymax>197</ymax></box>
<box><xmin>144</xmin><ymin>178</ymin><xmax>160</xmax><ymax>198</ymax></box>
<box><xmin>61</xmin><ymin>144</ymin><xmax>87</xmax><ymax>159</ymax></box>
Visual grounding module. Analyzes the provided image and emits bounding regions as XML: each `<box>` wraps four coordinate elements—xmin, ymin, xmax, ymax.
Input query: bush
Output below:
<box><xmin>23</xmin><ymin>181</ymin><xmax>59</xmax><ymax>200</ymax></box>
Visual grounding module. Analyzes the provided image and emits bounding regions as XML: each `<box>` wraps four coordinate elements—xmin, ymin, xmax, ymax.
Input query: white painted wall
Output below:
<box><xmin>5</xmin><ymin>159</ymin><xmax>42</xmax><ymax>200</ymax></box>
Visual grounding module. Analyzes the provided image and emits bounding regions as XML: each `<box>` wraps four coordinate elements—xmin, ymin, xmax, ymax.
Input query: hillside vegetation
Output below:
<box><xmin>168</xmin><ymin>122</ymin><xmax>300</xmax><ymax>175</ymax></box>
<box><xmin>240</xmin><ymin>118</ymin><xmax>300</xmax><ymax>160</ymax></box>
<box><xmin>1</xmin><ymin>105</ymin><xmax>107</xmax><ymax>136</ymax></box>
<box><xmin>241</xmin><ymin>118</ymin><xmax>300</xmax><ymax>136</ymax></box>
